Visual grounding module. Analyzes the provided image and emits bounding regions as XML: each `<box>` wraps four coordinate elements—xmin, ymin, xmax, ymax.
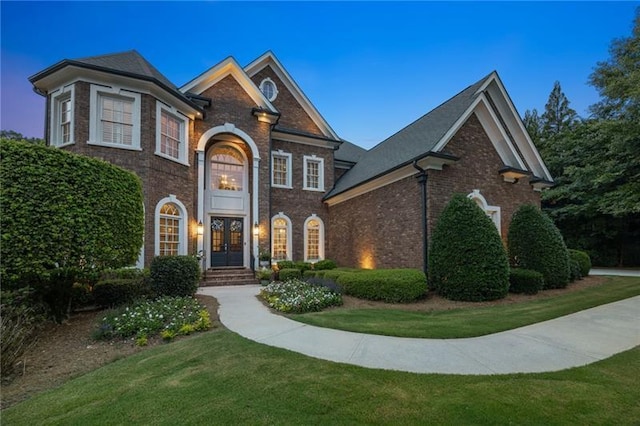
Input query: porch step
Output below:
<box><xmin>200</xmin><ymin>268</ymin><xmax>259</xmax><ymax>287</ymax></box>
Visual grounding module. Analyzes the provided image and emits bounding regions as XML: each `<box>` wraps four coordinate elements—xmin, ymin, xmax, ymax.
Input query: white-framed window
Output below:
<box><xmin>155</xmin><ymin>102</ymin><xmax>189</xmax><ymax>165</ymax></box>
<box><xmin>467</xmin><ymin>189</ymin><xmax>501</xmax><ymax>235</ymax></box>
<box><xmin>259</xmin><ymin>78</ymin><xmax>278</xmax><ymax>102</ymax></box>
<box><xmin>271</xmin><ymin>212</ymin><xmax>292</xmax><ymax>261</ymax></box>
<box><xmin>50</xmin><ymin>85</ymin><xmax>75</xmax><ymax>147</ymax></box>
<box><xmin>272</xmin><ymin>150</ymin><xmax>292</xmax><ymax>188</ymax></box>
<box><xmin>210</xmin><ymin>144</ymin><xmax>245</xmax><ymax>191</ymax></box>
<box><xmin>89</xmin><ymin>85</ymin><xmax>141</xmax><ymax>150</ymax></box>
<box><xmin>155</xmin><ymin>195</ymin><xmax>188</xmax><ymax>256</ymax></box>
<box><xmin>304</xmin><ymin>214</ymin><xmax>325</xmax><ymax>262</ymax></box>
<box><xmin>303</xmin><ymin>155</ymin><xmax>325</xmax><ymax>191</ymax></box>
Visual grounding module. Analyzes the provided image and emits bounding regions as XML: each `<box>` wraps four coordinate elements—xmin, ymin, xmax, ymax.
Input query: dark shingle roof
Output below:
<box><xmin>325</xmin><ymin>72</ymin><xmax>494</xmax><ymax>199</ymax></box>
<box><xmin>335</xmin><ymin>140</ymin><xmax>367</xmax><ymax>164</ymax></box>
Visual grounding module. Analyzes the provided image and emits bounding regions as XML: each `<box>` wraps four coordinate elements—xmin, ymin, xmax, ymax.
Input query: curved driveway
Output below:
<box><xmin>198</xmin><ymin>285</ymin><xmax>640</xmax><ymax>375</ymax></box>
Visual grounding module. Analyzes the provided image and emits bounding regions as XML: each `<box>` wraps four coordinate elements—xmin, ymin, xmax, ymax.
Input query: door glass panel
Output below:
<box><xmin>229</xmin><ymin>219</ymin><xmax>243</xmax><ymax>252</ymax></box>
<box><xmin>211</xmin><ymin>218</ymin><xmax>224</xmax><ymax>252</ymax></box>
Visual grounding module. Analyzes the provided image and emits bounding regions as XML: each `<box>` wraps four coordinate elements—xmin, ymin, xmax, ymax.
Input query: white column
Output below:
<box><xmin>252</xmin><ymin>157</ymin><xmax>260</xmax><ymax>270</ymax></box>
<box><xmin>197</xmin><ymin>150</ymin><xmax>205</xmax><ymax>267</ymax></box>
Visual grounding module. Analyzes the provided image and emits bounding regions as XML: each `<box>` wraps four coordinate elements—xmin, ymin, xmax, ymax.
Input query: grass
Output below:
<box><xmin>293</xmin><ymin>276</ymin><xmax>640</xmax><ymax>338</ymax></box>
<box><xmin>2</xmin><ymin>329</ymin><xmax>639</xmax><ymax>425</ymax></box>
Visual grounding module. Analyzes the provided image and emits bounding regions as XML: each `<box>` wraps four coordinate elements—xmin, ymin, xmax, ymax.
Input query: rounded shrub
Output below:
<box><xmin>150</xmin><ymin>256</ymin><xmax>201</xmax><ymax>297</ymax></box>
<box><xmin>295</xmin><ymin>261</ymin><xmax>313</xmax><ymax>273</ymax></box>
<box><xmin>314</xmin><ymin>259</ymin><xmax>337</xmax><ymax>270</ymax></box>
<box><xmin>277</xmin><ymin>261</ymin><xmax>296</xmax><ymax>270</ymax></box>
<box><xmin>509</xmin><ymin>268</ymin><xmax>544</xmax><ymax>295</ymax></box>
<box><xmin>278</xmin><ymin>268</ymin><xmax>301</xmax><ymax>282</ymax></box>
<box><xmin>568</xmin><ymin>249</ymin><xmax>591</xmax><ymax>277</ymax></box>
<box><xmin>337</xmin><ymin>269</ymin><xmax>427</xmax><ymax>303</ymax></box>
<box><xmin>429</xmin><ymin>194</ymin><xmax>510</xmax><ymax>301</ymax></box>
<box><xmin>93</xmin><ymin>279</ymin><xmax>141</xmax><ymax>308</ymax></box>
<box><xmin>508</xmin><ymin>205</ymin><xmax>570</xmax><ymax>289</ymax></box>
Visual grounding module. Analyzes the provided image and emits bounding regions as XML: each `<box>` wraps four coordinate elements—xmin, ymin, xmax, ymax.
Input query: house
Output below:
<box><xmin>29</xmin><ymin>50</ymin><xmax>553</xmax><ymax>275</ymax></box>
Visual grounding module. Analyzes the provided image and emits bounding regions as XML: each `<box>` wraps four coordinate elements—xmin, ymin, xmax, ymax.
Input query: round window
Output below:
<box><xmin>260</xmin><ymin>78</ymin><xmax>278</xmax><ymax>101</ymax></box>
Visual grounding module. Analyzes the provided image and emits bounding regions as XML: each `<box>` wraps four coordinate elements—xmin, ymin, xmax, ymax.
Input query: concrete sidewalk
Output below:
<box><xmin>198</xmin><ymin>285</ymin><xmax>640</xmax><ymax>375</ymax></box>
<box><xmin>590</xmin><ymin>268</ymin><xmax>640</xmax><ymax>277</ymax></box>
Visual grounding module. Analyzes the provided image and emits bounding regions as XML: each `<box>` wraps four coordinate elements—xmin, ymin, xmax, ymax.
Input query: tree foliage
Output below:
<box><xmin>0</xmin><ymin>130</ymin><xmax>44</xmax><ymax>145</ymax></box>
<box><xmin>541</xmin><ymin>81</ymin><xmax>578</xmax><ymax>139</ymax></box>
<box><xmin>0</xmin><ymin>139</ymin><xmax>144</xmax><ymax>284</ymax></box>
<box><xmin>429</xmin><ymin>194</ymin><xmax>509</xmax><ymax>301</ymax></box>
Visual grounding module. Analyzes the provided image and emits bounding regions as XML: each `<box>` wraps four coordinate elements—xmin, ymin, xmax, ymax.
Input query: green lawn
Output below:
<box><xmin>293</xmin><ymin>276</ymin><xmax>640</xmax><ymax>338</ymax></box>
<box><xmin>3</xmin><ymin>329</ymin><xmax>639</xmax><ymax>425</ymax></box>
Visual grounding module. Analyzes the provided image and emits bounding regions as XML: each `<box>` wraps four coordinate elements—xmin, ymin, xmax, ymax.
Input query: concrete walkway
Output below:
<box><xmin>590</xmin><ymin>268</ymin><xmax>640</xmax><ymax>277</ymax></box>
<box><xmin>198</xmin><ymin>285</ymin><xmax>640</xmax><ymax>375</ymax></box>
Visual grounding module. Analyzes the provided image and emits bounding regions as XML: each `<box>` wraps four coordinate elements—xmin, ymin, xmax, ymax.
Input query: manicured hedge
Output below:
<box><xmin>279</xmin><ymin>268</ymin><xmax>302</xmax><ymax>282</ymax></box>
<box><xmin>508</xmin><ymin>205</ymin><xmax>570</xmax><ymax>289</ymax></box>
<box><xmin>569</xmin><ymin>249</ymin><xmax>592</xmax><ymax>277</ymax></box>
<box><xmin>429</xmin><ymin>194</ymin><xmax>510</xmax><ymax>301</ymax></box>
<box><xmin>509</xmin><ymin>269</ymin><xmax>544</xmax><ymax>295</ymax></box>
<box><xmin>337</xmin><ymin>269</ymin><xmax>427</xmax><ymax>303</ymax></box>
<box><xmin>277</xmin><ymin>261</ymin><xmax>296</xmax><ymax>270</ymax></box>
<box><xmin>93</xmin><ymin>279</ymin><xmax>142</xmax><ymax>308</ymax></box>
<box><xmin>0</xmin><ymin>139</ymin><xmax>144</xmax><ymax>284</ymax></box>
<box><xmin>314</xmin><ymin>259</ymin><xmax>337</xmax><ymax>270</ymax></box>
<box><xmin>150</xmin><ymin>256</ymin><xmax>201</xmax><ymax>297</ymax></box>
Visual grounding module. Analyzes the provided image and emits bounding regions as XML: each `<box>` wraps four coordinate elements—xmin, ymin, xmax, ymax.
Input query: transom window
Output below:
<box><xmin>272</xmin><ymin>151</ymin><xmax>292</xmax><ymax>188</ymax></box>
<box><xmin>211</xmin><ymin>146</ymin><xmax>244</xmax><ymax>191</ymax></box>
<box><xmin>159</xmin><ymin>203</ymin><xmax>181</xmax><ymax>256</ymax></box>
<box><xmin>101</xmin><ymin>96</ymin><xmax>134</xmax><ymax>146</ymax></box>
<box><xmin>303</xmin><ymin>155</ymin><xmax>325</xmax><ymax>191</ymax></box>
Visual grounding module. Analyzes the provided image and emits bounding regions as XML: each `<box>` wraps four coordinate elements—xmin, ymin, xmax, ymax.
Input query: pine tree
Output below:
<box><xmin>522</xmin><ymin>108</ymin><xmax>543</xmax><ymax>147</ymax></box>
<box><xmin>541</xmin><ymin>81</ymin><xmax>578</xmax><ymax>139</ymax></box>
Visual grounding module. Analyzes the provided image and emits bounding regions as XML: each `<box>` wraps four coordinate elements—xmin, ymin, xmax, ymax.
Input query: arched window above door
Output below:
<box><xmin>210</xmin><ymin>145</ymin><xmax>245</xmax><ymax>191</ymax></box>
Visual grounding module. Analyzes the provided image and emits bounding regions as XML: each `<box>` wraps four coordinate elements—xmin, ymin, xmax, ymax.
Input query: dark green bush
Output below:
<box><xmin>569</xmin><ymin>259</ymin><xmax>583</xmax><ymax>282</ymax></box>
<box><xmin>150</xmin><ymin>256</ymin><xmax>201</xmax><ymax>297</ymax></box>
<box><xmin>508</xmin><ymin>205</ymin><xmax>570</xmax><ymax>289</ymax></box>
<box><xmin>314</xmin><ymin>259</ymin><xmax>337</xmax><ymax>270</ymax></box>
<box><xmin>569</xmin><ymin>249</ymin><xmax>592</xmax><ymax>277</ymax></box>
<box><xmin>0</xmin><ymin>139</ymin><xmax>144</xmax><ymax>285</ymax></box>
<box><xmin>303</xmin><ymin>270</ymin><xmax>318</xmax><ymax>279</ymax></box>
<box><xmin>70</xmin><ymin>282</ymin><xmax>94</xmax><ymax>310</ymax></box>
<box><xmin>314</xmin><ymin>270</ymin><xmax>327</xmax><ymax>278</ymax></box>
<box><xmin>509</xmin><ymin>269</ymin><xmax>544</xmax><ymax>294</ymax></box>
<box><xmin>295</xmin><ymin>261</ymin><xmax>313</xmax><ymax>272</ymax></box>
<box><xmin>429</xmin><ymin>194</ymin><xmax>510</xmax><ymax>301</ymax></box>
<box><xmin>277</xmin><ymin>261</ymin><xmax>296</xmax><ymax>270</ymax></box>
<box><xmin>279</xmin><ymin>268</ymin><xmax>302</xmax><ymax>281</ymax></box>
<box><xmin>323</xmin><ymin>269</ymin><xmax>352</xmax><ymax>282</ymax></box>
<box><xmin>93</xmin><ymin>279</ymin><xmax>141</xmax><ymax>308</ymax></box>
<box><xmin>306</xmin><ymin>277</ymin><xmax>342</xmax><ymax>294</ymax></box>
<box><xmin>39</xmin><ymin>267</ymin><xmax>78</xmax><ymax>323</ymax></box>
<box><xmin>337</xmin><ymin>269</ymin><xmax>427</xmax><ymax>303</ymax></box>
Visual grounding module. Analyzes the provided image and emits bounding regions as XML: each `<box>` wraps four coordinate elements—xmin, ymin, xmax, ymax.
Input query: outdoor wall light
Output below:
<box><xmin>197</xmin><ymin>220</ymin><xmax>204</xmax><ymax>236</ymax></box>
<box><xmin>253</xmin><ymin>222</ymin><xmax>260</xmax><ymax>236</ymax></box>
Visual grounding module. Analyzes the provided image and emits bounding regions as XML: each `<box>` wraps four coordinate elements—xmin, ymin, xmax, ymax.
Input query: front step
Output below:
<box><xmin>200</xmin><ymin>268</ymin><xmax>259</xmax><ymax>287</ymax></box>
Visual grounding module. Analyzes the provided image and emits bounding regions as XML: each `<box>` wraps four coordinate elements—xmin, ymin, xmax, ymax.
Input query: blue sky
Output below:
<box><xmin>1</xmin><ymin>2</ymin><xmax>637</xmax><ymax>148</ymax></box>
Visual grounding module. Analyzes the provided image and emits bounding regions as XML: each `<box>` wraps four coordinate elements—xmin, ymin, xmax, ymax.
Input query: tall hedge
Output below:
<box><xmin>428</xmin><ymin>194</ymin><xmax>509</xmax><ymax>301</ymax></box>
<box><xmin>508</xmin><ymin>205</ymin><xmax>570</xmax><ymax>289</ymax></box>
<box><xmin>0</xmin><ymin>139</ymin><xmax>144</xmax><ymax>284</ymax></box>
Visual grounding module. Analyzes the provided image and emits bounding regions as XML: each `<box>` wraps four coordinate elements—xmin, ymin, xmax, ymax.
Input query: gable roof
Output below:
<box><xmin>180</xmin><ymin>56</ymin><xmax>278</xmax><ymax>114</ymax></box>
<box><xmin>326</xmin><ymin>71</ymin><xmax>554</xmax><ymax>201</ymax></box>
<box><xmin>335</xmin><ymin>140</ymin><xmax>367</xmax><ymax>164</ymax></box>
<box><xmin>244</xmin><ymin>51</ymin><xmax>340</xmax><ymax>141</ymax></box>
<box><xmin>29</xmin><ymin>50</ymin><xmax>202</xmax><ymax>113</ymax></box>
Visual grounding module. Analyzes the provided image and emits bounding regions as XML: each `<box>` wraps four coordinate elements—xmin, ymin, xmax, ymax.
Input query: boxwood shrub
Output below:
<box><xmin>429</xmin><ymin>194</ymin><xmax>510</xmax><ymax>301</ymax></box>
<box><xmin>508</xmin><ymin>205</ymin><xmax>570</xmax><ymax>289</ymax></box>
<box><xmin>150</xmin><ymin>256</ymin><xmax>201</xmax><ymax>297</ymax></box>
<box><xmin>93</xmin><ymin>279</ymin><xmax>141</xmax><ymax>308</ymax></box>
<box><xmin>278</xmin><ymin>268</ymin><xmax>301</xmax><ymax>282</ymax></box>
<box><xmin>337</xmin><ymin>269</ymin><xmax>427</xmax><ymax>303</ymax></box>
<box><xmin>314</xmin><ymin>259</ymin><xmax>337</xmax><ymax>270</ymax></box>
<box><xmin>295</xmin><ymin>261</ymin><xmax>313</xmax><ymax>272</ymax></box>
<box><xmin>277</xmin><ymin>261</ymin><xmax>296</xmax><ymax>270</ymax></box>
<box><xmin>509</xmin><ymin>268</ymin><xmax>544</xmax><ymax>295</ymax></box>
<box><xmin>569</xmin><ymin>249</ymin><xmax>591</xmax><ymax>277</ymax></box>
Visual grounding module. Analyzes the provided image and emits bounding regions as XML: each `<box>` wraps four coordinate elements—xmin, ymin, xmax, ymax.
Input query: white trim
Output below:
<box><xmin>244</xmin><ymin>51</ymin><xmax>339</xmax><ymax>140</ymax></box>
<box><xmin>468</xmin><ymin>189</ymin><xmax>501</xmax><ymax>235</ymax></box>
<box><xmin>197</xmin><ymin>123</ymin><xmax>261</xmax><ymax>158</ymax></box>
<box><xmin>259</xmin><ymin>77</ymin><xmax>278</xmax><ymax>101</ymax></box>
<box><xmin>271</xmin><ymin>150</ymin><xmax>292</xmax><ymax>189</ymax></box>
<box><xmin>180</xmin><ymin>57</ymin><xmax>277</xmax><ymax>114</ymax></box>
<box><xmin>303</xmin><ymin>155</ymin><xmax>325</xmax><ymax>192</ymax></box>
<box><xmin>88</xmin><ymin>84</ymin><xmax>141</xmax><ymax>150</ymax></box>
<box><xmin>271</xmin><ymin>212</ymin><xmax>292</xmax><ymax>261</ymax></box>
<box><xmin>154</xmin><ymin>195</ymin><xmax>188</xmax><ymax>256</ymax></box>
<box><xmin>49</xmin><ymin>84</ymin><xmax>75</xmax><ymax>147</ymax></box>
<box><xmin>155</xmin><ymin>102</ymin><xmax>190</xmax><ymax>166</ymax></box>
<box><xmin>304</xmin><ymin>214</ymin><xmax>325</xmax><ymax>262</ymax></box>
<box><xmin>136</xmin><ymin>203</ymin><xmax>145</xmax><ymax>268</ymax></box>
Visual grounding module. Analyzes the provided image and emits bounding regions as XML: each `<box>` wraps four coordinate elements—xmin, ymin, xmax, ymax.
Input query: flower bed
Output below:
<box><xmin>94</xmin><ymin>296</ymin><xmax>211</xmax><ymax>344</ymax></box>
<box><xmin>260</xmin><ymin>279</ymin><xmax>342</xmax><ymax>313</ymax></box>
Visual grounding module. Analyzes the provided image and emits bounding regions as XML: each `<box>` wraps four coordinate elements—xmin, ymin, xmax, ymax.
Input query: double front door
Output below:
<box><xmin>210</xmin><ymin>217</ymin><xmax>243</xmax><ymax>267</ymax></box>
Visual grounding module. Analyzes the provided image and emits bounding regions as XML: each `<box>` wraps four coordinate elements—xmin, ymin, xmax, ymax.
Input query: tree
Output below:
<box><xmin>541</xmin><ymin>81</ymin><xmax>578</xmax><ymax>140</ymax></box>
<box><xmin>429</xmin><ymin>194</ymin><xmax>509</xmax><ymax>301</ymax></box>
<box><xmin>522</xmin><ymin>108</ymin><xmax>543</xmax><ymax>146</ymax></box>
<box><xmin>589</xmin><ymin>10</ymin><xmax>640</xmax><ymax>120</ymax></box>
<box><xmin>0</xmin><ymin>130</ymin><xmax>44</xmax><ymax>144</ymax></box>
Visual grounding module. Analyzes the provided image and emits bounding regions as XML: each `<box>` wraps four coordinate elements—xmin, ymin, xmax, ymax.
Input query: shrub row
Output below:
<box><xmin>508</xmin><ymin>269</ymin><xmax>544</xmax><ymax>295</ymax></box>
<box><xmin>337</xmin><ymin>269</ymin><xmax>427</xmax><ymax>303</ymax></box>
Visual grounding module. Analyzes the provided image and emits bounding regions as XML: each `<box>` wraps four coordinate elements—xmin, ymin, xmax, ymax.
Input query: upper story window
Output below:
<box><xmin>303</xmin><ymin>155</ymin><xmax>325</xmax><ymax>191</ymax></box>
<box><xmin>89</xmin><ymin>85</ymin><xmax>141</xmax><ymax>150</ymax></box>
<box><xmin>155</xmin><ymin>103</ymin><xmax>189</xmax><ymax>165</ymax></box>
<box><xmin>272</xmin><ymin>150</ymin><xmax>292</xmax><ymax>188</ymax></box>
<box><xmin>259</xmin><ymin>78</ymin><xmax>278</xmax><ymax>102</ymax></box>
<box><xmin>50</xmin><ymin>85</ymin><xmax>75</xmax><ymax>147</ymax></box>
<box><xmin>210</xmin><ymin>145</ymin><xmax>245</xmax><ymax>191</ymax></box>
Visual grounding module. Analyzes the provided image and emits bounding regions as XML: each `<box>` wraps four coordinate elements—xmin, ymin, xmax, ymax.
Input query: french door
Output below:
<box><xmin>210</xmin><ymin>217</ymin><xmax>243</xmax><ymax>267</ymax></box>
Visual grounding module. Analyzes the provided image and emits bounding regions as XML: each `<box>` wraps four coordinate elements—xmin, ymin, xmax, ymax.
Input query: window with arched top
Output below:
<box><xmin>271</xmin><ymin>214</ymin><xmax>292</xmax><ymax>261</ymax></box>
<box><xmin>304</xmin><ymin>216</ymin><xmax>325</xmax><ymax>262</ymax></box>
<box><xmin>210</xmin><ymin>146</ymin><xmax>244</xmax><ymax>191</ymax></box>
<box><xmin>155</xmin><ymin>196</ymin><xmax>188</xmax><ymax>256</ymax></box>
<box><xmin>467</xmin><ymin>190</ymin><xmax>501</xmax><ymax>235</ymax></box>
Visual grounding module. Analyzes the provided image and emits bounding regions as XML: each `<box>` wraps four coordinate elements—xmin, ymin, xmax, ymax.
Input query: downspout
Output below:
<box><xmin>412</xmin><ymin>160</ymin><xmax>428</xmax><ymax>276</ymax></box>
